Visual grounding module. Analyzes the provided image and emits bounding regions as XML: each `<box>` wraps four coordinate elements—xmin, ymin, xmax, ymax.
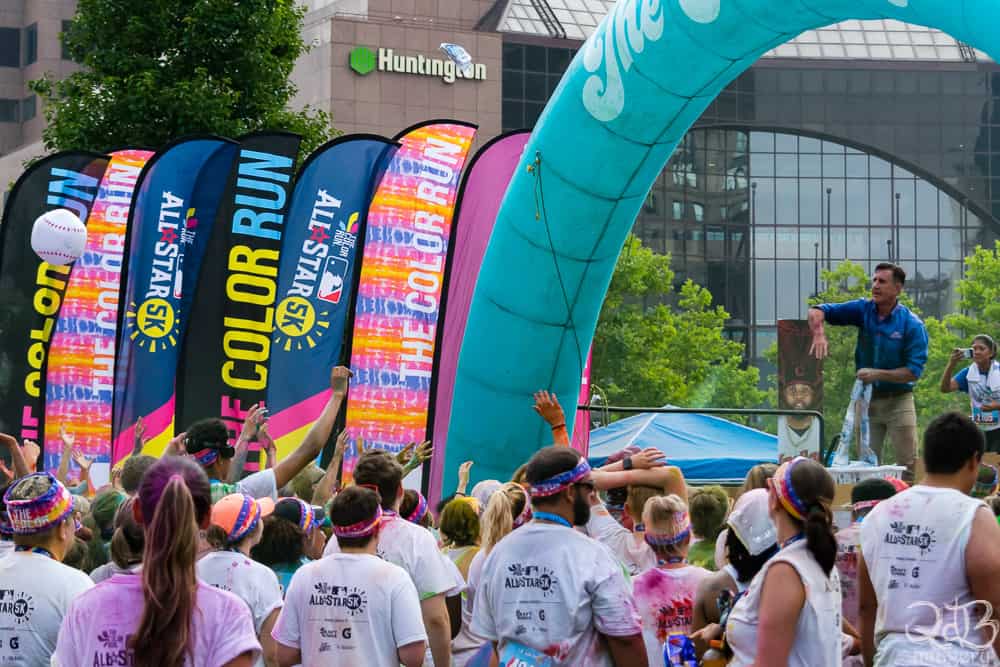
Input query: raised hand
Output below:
<box><xmin>533</xmin><ymin>390</ymin><xmax>566</xmax><ymax>427</ymax></box>
<box><xmin>334</xmin><ymin>430</ymin><xmax>350</xmax><ymax>459</ymax></box>
<box><xmin>631</xmin><ymin>447</ymin><xmax>667</xmax><ymax>469</ymax></box>
<box><xmin>133</xmin><ymin>416</ymin><xmax>148</xmax><ymax>453</ymax></box>
<box><xmin>71</xmin><ymin>447</ymin><xmax>94</xmax><ymax>472</ymax></box>
<box><xmin>238</xmin><ymin>403</ymin><xmax>266</xmax><ymax>443</ymax></box>
<box><xmin>59</xmin><ymin>425</ymin><xmax>75</xmax><ymax>450</ymax></box>
<box><xmin>22</xmin><ymin>440</ymin><xmax>40</xmax><ymax>471</ymax></box>
<box><xmin>165</xmin><ymin>431</ymin><xmax>188</xmax><ymax>457</ymax></box>
<box><xmin>396</xmin><ymin>442</ymin><xmax>416</xmax><ymax>466</ymax></box>
<box><xmin>330</xmin><ymin>366</ymin><xmax>353</xmax><ymax>396</ymax></box>
<box><xmin>457</xmin><ymin>460</ymin><xmax>473</xmax><ymax>495</ymax></box>
<box><xmin>413</xmin><ymin>441</ymin><xmax>433</xmax><ymax>464</ymax></box>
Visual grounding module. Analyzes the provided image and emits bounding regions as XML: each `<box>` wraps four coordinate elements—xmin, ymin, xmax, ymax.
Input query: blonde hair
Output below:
<box><xmin>626</xmin><ymin>484</ymin><xmax>665</xmax><ymax>521</ymax></box>
<box><xmin>480</xmin><ymin>482</ymin><xmax>528</xmax><ymax>554</ymax></box>
<box><xmin>642</xmin><ymin>494</ymin><xmax>691</xmax><ymax>559</ymax></box>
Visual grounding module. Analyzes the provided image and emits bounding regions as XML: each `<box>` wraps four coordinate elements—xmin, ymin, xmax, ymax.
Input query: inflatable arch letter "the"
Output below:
<box><xmin>445</xmin><ymin>0</ymin><xmax>994</xmax><ymax>486</ymax></box>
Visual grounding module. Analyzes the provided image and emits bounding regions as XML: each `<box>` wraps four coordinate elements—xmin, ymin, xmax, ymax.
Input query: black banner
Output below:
<box><xmin>0</xmin><ymin>152</ymin><xmax>109</xmax><ymax>442</ymax></box>
<box><xmin>176</xmin><ymin>132</ymin><xmax>301</xmax><ymax>460</ymax></box>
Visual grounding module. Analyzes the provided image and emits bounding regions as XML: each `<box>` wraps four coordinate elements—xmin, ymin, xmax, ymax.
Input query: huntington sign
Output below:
<box><xmin>349</xmin><ymin>46</ymin><xmax>487</xmax><ymax>84</ymax></box>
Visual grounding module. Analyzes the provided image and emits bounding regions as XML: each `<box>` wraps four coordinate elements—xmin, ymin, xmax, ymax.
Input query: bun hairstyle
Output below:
<box><xmin>778</xmin><ymin>458</ymin><xmax>837</xmax><ymax>575</ymax></box>
<box><xmin>481</xmin><ymin>482</ymin><xmax>529</xmax><ymax>554</ymax></box>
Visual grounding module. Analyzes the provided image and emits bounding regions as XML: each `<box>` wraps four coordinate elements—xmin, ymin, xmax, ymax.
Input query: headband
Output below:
<box><xmin>333</xmin><ymin>506</ymin><xmax>383</xmax><ymax>539</ymax></box>
<box><xmin>227</xmin><ymin>495</ymin><xmax>263</xmax><ymax>543</ymax></box>
<box><xmin>774</xmin><ymin>458</ymin><xmax>809</xmax><ymax>522</ymax></box>
<box><xmin>4</xmin><ymin>473</ymin><xmax>75</xmax><ymax>535</ymax></box>
<box><xmin>406</xmin><ymin>492</ymin><xmax>428</xmax><ymax>524</ymax></box>
<box><xmin>643</xmin><ymin>511</ymin><xmax>692</xmax><ymax>547</ymax></box>
<box><xmin>512</xmin><ymin>498</ymin><xmax>533</xmax><ymax>528</ymax></box>
<box><xmin>852</xmin><ymin>499</ymin><xmax>882</xmax><ymax>514</ymax></box>
<box><xmin>192</xmin><ymin>448</ymin><xmax>220</xmax><ymax>467</ymax></box>
<box><xmin>529</xmin><ymin>459</ymin><xmax>591</xmax><ymax>498</ymax></box>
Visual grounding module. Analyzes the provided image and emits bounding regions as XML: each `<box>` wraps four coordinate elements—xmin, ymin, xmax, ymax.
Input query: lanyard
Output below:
<box><xmin>15</xmin><ymin>545</ymin><xmax>55</xmax><ymax>560</ymax></box>
<box><xmin>658</xmin><ymin>557</ymin><xmax>687</xmax><ymax>567</ymax></box>
<box><xmin>533</xmin><ymin>511</ymin><xmax>571</xmax><ymax>528</ymax></box>
<box><xmin>780</xmin><ymin>533</ymin><xmax>805</xmax><ymax>550</ymax></box>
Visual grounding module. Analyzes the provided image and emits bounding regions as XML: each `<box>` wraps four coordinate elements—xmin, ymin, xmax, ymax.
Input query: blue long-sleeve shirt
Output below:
<box><xmin>814</xmin><ymin>299</ymin><xmax>928</xmax><ymax>393</ymax></box>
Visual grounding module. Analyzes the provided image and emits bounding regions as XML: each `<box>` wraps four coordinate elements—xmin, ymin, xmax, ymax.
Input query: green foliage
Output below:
<box><xmin>592</xmin><ymin>235</ymin><xmax>764</xmax><ymax>418</ymax></box>
<box><xmin>30</xmin><ymin>0</ymin><xmax>334</xmax><ymax>155</ymax></box>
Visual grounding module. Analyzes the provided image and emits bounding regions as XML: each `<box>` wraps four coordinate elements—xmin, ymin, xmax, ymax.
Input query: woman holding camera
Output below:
<box><xmin>941</xmin><ymin>334</ymin><xmax>1000</xmax><ymax>452</ymax></box>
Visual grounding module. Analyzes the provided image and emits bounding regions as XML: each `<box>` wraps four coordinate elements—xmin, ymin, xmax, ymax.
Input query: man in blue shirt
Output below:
<box><xmin>808</xmin><ymin>263</ymin><xmax>928</xmax><ymax>481</ymax></box>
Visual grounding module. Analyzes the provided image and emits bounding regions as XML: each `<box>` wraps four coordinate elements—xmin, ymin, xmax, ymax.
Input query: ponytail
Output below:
<box><xmin>130</xmin><ymin>475</ymin><xmax>199</xmax><ymax>667</ymax></box>
<box><xmin>481</xmin><ymin>482</ymin><xmax>526</xmax><ymax>554</ymax></box>
<box><xmin>804</xmin><ymin>503</ymin><xmax>837</xmax><ymax>575</ymax></box>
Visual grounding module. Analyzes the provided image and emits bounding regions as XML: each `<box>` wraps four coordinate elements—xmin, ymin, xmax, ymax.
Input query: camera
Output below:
<box><xmin>963</xmin><ymin>348</ymin><xmax>974</xmax><ymax>359</ymax></box>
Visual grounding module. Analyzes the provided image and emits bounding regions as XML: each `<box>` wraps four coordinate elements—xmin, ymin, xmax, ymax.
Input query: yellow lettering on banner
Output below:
<box><xmin>223</xmin><ymin>330</ymin><xmax>270</xmax><ymax>362</ymax></box>
<box><xmin>222</xmin><ymin>361</ymin><xmax>267</xmax><ymax>390</ymax></box>
<box><xmin>25</xmin><ymin>371</ymin><xmax>40</xmax><ymax>398</ymax></box>
<box><xmin>221</xmin><ymin>245</ymin><xmax>279</xmax><ymax>392</ymax></box>
<box><xmin>229</xmin><ymin>246</ymin><xmax>279</xmax><ymax>277</ymax></box>
<box><xmin>33</xmin><ymin>287</ymin><xmax>61</xmax><ymax>316</ymax></box>
<box><xmin>226</xmin><ymin>273</ymin><xmax>275</xmax><ymax>305</ymax></box>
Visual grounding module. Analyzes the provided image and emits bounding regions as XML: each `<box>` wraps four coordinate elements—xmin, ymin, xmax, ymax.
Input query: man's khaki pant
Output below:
<box><xmin>868</xmin><ymin>392</ymin><xmax>917</xmax><ymax>482</ymax></box>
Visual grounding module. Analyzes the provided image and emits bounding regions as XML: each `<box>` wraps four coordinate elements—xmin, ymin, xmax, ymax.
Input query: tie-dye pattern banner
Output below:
<box><xmin>44</xmin><ymin>149</ymin><xmax>153</xmax><ymax>485</ymax></box>
<box><xmin>343</xmin><ymin>121</ymin><xmax>477</xmax><ymax>481</ymax></box>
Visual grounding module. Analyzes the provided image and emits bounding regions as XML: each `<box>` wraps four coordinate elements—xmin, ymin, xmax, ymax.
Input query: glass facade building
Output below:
<box><xmin>500</xmin><ymin>35</ymin><xmax>1000</xmax><ymax>377</ymax></box>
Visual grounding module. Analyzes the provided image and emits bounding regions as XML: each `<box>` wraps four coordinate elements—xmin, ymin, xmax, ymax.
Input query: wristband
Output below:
<box><xmin>623</xmin><ymin>456</ymin><xmax>634</xmax><ymax>471</ymax></box>
<box><xmin>550</xmin><ymin>423</ymin><xmax>566</xmax><ymax>430</ymax></box>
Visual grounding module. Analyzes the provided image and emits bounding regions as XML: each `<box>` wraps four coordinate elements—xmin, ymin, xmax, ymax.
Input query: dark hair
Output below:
<box><xmin>688</xmin><ymin>486</ymin><xmax>729</xmax><ymax>541</ymax></box>
<box><xmin>110</xmin><ymin>497</ymin><xmax>144</xmax><ymax>568</ymax></box>
<box><xmin>726</xmin><ymin>528</ymin><xmax>778</xmax><ymax>583</ymax></box>
<box><xmin>974</xmin><ymin>334</ymin><xmax>997</xmax><ymax>359</ymax></box>
<box><xmin>63</xmin><ymin>537</ymin><xmax>92</xmax><ymax>572</ymax></box>
<box><xmin>436</xmin><ymin>493</ymin><xmax>456</xmax><ymax>516</ymax></box>
<box><xmin>331</xmin><ymin>486</ymin><xmax>381</xmax><ymax>549</ymax></box>
<box><xmin>785</xmin><ymin>459</ymin><xmax>837</xmax><ymax>575</ymax></box>
<box><xmin>439</xmin><ymin>497</ymin><xmax>480</xmax><ymax>547</ymax></box>
<box><xmin>121</xmin><ymin>455</ymin><xmax>158</xmax><ymax>495</ymax></box>
<box><xmin>524</xmin><ymin>447</ymin><xmax>582</xmax><ymax>507</ymax></box>
<box><xmin>923</xmin><ymin>412</ymin><xmax>984</xmax><ymax>475</ymax></box>
<box><xmin>986</xmin><ymin>496</ymin><xmax>1000</xmax><ymax>518</ymax></box>
<box><xmin>251</xmin><ymin>515</ymin><xmax>305</xmax><ymax>566</ymax></box>
<box><xmin>354</xmin><ymin>451</ymin><xmax>402</xmax><ymax>511</ymax></box>
<box><xmin>874</xmin><ymin>262</ymin><xmax>906</xmax><ymax>286</ymax></box>
<box><xmin>184</xmin><ymin>418</ymin><xmax>231</xmax><ymax>459</ymax></box>
<box><xmin>400</xmin><ymin>489</ymin><xmax>434</xmax><ymax>529</ymax></box>
<box><xmin>131</xmin><ymin>457</ymin><xmax>212</xmax><ymax>667</ymax></box>
<box><xmin>850</xmin><ymin>478</ymin><xmax>897</xmax><ymax>505</ymax></box>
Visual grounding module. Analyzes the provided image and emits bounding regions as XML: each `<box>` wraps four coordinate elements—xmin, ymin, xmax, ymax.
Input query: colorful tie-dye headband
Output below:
<box><xmin>852</xmin><ymin>499</ymin><xmax>882</xmax><ymax>514</ymax></box>
<box><xmin>192</xmin><ymin>448</ymin><xmax>220</xmax><ymax>467</ymax></box>
<box><xmin>643</xmin><ymin>511</ymin><xmax>692</xmax><ymax>547</ymax></box>
<box><xmin>292</xmin><ymin>498</ymin><xmax>318</xmax><ymax>532</ymax></box>
<box><xmin>333</xmin><ymin>506</ymin><xmax>383</xmax><ymax>539</ymax></box>
<box><xmin>529</xmin><ymin>459</ymin><xmax>591</xmax><ymax>498</ymax></box>
<box><xmin>225</xmin><ymin>494</ymin><xmax>263</xmax><ymax>543</ymax></box>
<box><xmin>4</xmin><ymin>473</ymin><xmax>74</xmax><ymax>535</ymax></box>
<box><xmin>406</xmin><ymin>492</ymin><xmax>428</xmax><ymax>524</ymax></box>
<box><xmin>773</xmin><ymin>457</ymin><xmax>809</xmax><ymax>522</ymax></box>
<box><xmin>513</xmin><ymin>498</ymin><xmax>533</xmax><ymax>528</ymax></box>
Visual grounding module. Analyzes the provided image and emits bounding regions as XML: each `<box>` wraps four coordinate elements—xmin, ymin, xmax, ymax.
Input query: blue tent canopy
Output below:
<box><xmin>587</xmin><ymin>409</ymin><xmax>778</xmax><ymax>485</ymax></box>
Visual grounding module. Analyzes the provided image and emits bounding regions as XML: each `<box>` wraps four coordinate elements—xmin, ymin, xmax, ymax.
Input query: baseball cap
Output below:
<box><xmin>273</xmin><ymin>497</ymin><xmax>322</xmax><ymax>533</ymax></box>
<box><xmin>726</xmin><ymin>488</ymin><xmax>777</xmax><ymax>556</ymax></box>
<box><xmin>211</xmin><ymin>493</ymin><xmax>273</xmax><ymax>543</ymax></box>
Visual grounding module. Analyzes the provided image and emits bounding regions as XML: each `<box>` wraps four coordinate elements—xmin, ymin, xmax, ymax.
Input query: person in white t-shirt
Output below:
<box><xmin>697</xmin><ymin>457</ymin><xmax>842</xmax><ymax>666</ymax></box>
<box><xmin>859</xmin><ymin>412</ymin><xmax>1000</xmax><ymax>666</ymax></box>
<box><xmin>273</xmin><ymin>485</ymin><xmax>427</xmax><ymax>667</ymax></box>
<box><xmin>322</xmin><ymin>450</ymin><xmax>458</xmax><ymax>667</ymax></box>
<box><xmin>198</xmin><ymin>493</ymin><xmax>284</xmax><ymax>667</ymax></box>
<box><xmin>632</xmin><ymin>494</ymin><xmax>710</xmax><ymax>667</ymax></box>
<box><xmin>472</xmin><ymin>446</ymin><xmax>646</xmax><ymax>666</ymax></box>
<box><xmin>0</xmin><ymin>472</ymin><xmax>94</xmax><ymax>665</ymax></box>
<box><xmin>941</xmin><ymin>335</ymin><xmax>1000</xmax><ymax>452</ymax></box>
<box><xmin>54</xmin><ymin>456</ymin><xmax>261</xmax><ymax>667</ymax></box>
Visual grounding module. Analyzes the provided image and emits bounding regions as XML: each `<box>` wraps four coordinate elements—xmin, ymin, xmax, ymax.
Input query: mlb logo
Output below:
<box><xmin>318</xmin><ymin>256</ymin><xmax>349</xmax><ymax>304</ymax></box>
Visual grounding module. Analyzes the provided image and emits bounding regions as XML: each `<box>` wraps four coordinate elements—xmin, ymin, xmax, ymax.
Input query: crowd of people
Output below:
<box><xmin>0</xmin><ymin>309</ymin><xmax>998</xmax><ymax>664</ymax></box>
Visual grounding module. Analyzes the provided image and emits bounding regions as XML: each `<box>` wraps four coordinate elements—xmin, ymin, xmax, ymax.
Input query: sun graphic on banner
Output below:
<box><xmin>126</xmin><ymin>298</ymin><xmax>181</xmax><ymax>352</ymax></box>
<box><xmin>274</xmin><ymin>296</ymin><xmax>331</xmax><ymax>352</ymax></box>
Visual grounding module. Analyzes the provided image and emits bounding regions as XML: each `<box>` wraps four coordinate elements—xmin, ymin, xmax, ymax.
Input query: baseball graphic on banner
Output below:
<box><xmin>30</xmin><ymin>208</ymin><xmax>87</xmax><ymax>265</ymax></box>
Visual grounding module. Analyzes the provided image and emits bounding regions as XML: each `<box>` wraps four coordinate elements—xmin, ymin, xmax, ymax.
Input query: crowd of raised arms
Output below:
<box><xmin>2</xmin><ymin>364</ymin><xmax>1000</xmax><ymax>667</ymax></box>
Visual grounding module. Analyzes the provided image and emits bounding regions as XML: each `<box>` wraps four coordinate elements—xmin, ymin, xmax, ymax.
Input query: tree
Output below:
<box><xmin>30</xmin><ymin>0</ymin><xmax>333</xmax><ymax>155</ymax></box>
<box><xmin>592</xmin><ymin>235</ymin><xmax>764</xmax><ymax>416</ymax></box>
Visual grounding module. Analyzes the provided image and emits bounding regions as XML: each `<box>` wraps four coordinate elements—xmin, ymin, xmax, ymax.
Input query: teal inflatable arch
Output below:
<box><xmin>445</xmin><ymin>0</ymin><xmax>992</xmax><ymax>487</ymax></box>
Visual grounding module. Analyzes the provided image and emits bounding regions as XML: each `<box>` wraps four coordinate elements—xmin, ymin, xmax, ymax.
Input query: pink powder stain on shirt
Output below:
<box><xmin>542</xmin><ymin>642</ymin><xmax>571</xmax><ymax>661</ymax></box>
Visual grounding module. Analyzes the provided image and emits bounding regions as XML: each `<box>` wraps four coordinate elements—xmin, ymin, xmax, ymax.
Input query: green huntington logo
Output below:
<box><xmin>348</xmin><ymin>46</ymin><xmax>487</xmax><ymax>84</ymax></box>
<box><xmin>350</xmin><ymin>46</ymin><xmax>376</xmax><ymax>75</ymax></box>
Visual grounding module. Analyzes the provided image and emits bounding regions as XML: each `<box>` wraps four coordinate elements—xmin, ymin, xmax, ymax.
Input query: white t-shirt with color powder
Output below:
<box><xmin>323</xmin><ymin>512</ymin><xmax>456</xmax><ymax>600</ymax></box>
<box><xmin>0</xmin><ymin>551</ymin><xmax>94</xmax><ymax>665</ymax></box>
<box><xmin>471</xmin><ymin>521</ymin><xmax>642</xmax><ymax>666</ymax></box>
<box><xmin>53</xmin><ymin>574</ymin><xmax>261</xmax><ymax>666</ymax></box>
<box><xmin>272</xmin><ymin>552</ymin><xmax>427</xmax><ymax>667</ymax></box>
<box><xmin>632</xmin><ymin>564</ymin><xmax>711</xmax><ymax>667</ymax></box>
<box><xmin>452</xmin><ymin>547</ymin><xmax>489</xmax><ymax>666</ymax></box>
<box><xmin>585</xmin><ymin>502</ymin><xmax>656</xmax><ymax>576</ymax></box>
<box><xmin>197</xmin><ymin>550</ymin><xmax>284</xmax><ymax>667</ymax></box>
